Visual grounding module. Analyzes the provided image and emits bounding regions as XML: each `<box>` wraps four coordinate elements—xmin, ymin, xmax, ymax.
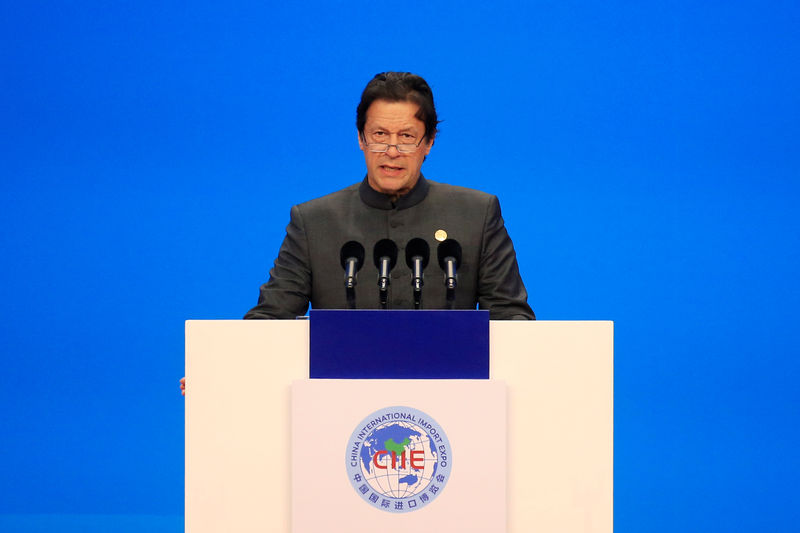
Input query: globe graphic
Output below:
<box><xmin>358</xmin><ymin>420</ymin><xmax>439</xmax><ymax>498</ymax></box>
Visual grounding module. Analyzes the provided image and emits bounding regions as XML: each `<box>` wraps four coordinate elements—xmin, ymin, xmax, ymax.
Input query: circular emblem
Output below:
<box><xmin>346</xmin><ymin>406</ymin><xmax>452</xmax><ymax>513</ymax></box>
<box><xmin>434</xmin><ymin>229</ymin><xmax>448</xmax><ymax>242</ymax></box>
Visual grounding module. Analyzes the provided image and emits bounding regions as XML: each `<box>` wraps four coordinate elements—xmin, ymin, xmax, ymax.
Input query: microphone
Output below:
<box><xmin>405</xmin><ymin>238</ymin><xmax>430</xmax><ymax>309</ymax></box>
<box><xmin>340</xmin><ymin>241</ymin><xmax>365</xmax><ymax>308</ymax></box>
<box><xmin>373</xmin><ymin>239</ymin><xmax>398</xmax><ymax>309</ymax></box>
<box><xmin>437</xmin><ymin>239</ymin><xmax>462</xmax><ymax>291</ymax></box>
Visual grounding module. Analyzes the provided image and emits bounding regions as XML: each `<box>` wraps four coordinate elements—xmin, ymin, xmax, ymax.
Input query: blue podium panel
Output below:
<box><xmin>309</xmin><ymin>309</ymin><xmax>489</xmax><ymax>379</ymax></box>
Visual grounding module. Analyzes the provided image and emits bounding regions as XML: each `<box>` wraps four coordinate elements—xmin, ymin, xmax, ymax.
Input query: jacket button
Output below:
<box><xmin>390</xmin><ymin>220</ymin><xmax>403</xmax><ymax>228</ymax></box>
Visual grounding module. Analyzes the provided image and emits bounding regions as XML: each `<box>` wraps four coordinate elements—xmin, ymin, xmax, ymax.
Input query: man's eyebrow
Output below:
<box><xmin>367</xmin><ymin>125</ymin><xmax>419</xmax><ymax>133</ymax></box>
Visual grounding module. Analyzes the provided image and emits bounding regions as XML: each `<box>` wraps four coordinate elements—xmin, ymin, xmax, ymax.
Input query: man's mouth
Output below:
<box><xmin>380</xmin><ymin>165</ymin><xmax>403</xmax><ymax>173</ymax></box>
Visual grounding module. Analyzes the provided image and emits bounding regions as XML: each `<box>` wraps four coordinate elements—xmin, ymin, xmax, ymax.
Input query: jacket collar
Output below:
<box><xmin>358</xmin><ymin>175</ymin><xmax>430</xmax><ymax>210</ymax></box>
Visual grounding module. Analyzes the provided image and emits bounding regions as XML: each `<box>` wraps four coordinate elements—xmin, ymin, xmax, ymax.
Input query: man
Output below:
<box><xmin>180</xmin><ymin>72</ymin><xmax>533</xmax><ymax>394</ymax></box>
<box><xmin>243</xmin><ymin>71</ymin><xmax>535</xmax><ymax>320</ymax></box>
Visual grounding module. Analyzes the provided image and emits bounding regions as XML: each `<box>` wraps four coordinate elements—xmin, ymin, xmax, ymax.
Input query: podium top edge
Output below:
<box><xmin>184</xmin><ymin>319</ymin><xmax>615</xmax><ymax>324</ymax></box>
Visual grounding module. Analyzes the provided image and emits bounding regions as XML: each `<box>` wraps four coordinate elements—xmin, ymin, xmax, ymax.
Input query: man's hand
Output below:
<box><xmin>180</xmin><ymin>377</ymin><xmax>186</xmax><ymax>396</ymax></box>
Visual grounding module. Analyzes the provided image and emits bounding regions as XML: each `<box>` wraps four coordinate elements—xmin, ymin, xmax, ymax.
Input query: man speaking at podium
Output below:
<box><xmin>244</xmin><ymin>72</ymin><xmax>535</xmax><ymax>321</ymax></box>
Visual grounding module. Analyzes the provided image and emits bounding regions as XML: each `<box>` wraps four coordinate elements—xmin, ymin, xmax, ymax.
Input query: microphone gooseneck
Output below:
<box><xmin>405</xmin><ymin>238</ymin><xmax>430</xmax><ymax>310</ymax></box>
<box><xmin>340</xmin><ymin>241</ymin><xmax>365</xmax><ymax>308</ymax></box>
<box><xmin>373</xmin><ymin>239</ymin><xmax>398</xmax><ymax>309</ymax></box>
<box><xmin>437</xmin><ymin>238</ymin><xmax>463</xmax><ymax>292</ymax></box>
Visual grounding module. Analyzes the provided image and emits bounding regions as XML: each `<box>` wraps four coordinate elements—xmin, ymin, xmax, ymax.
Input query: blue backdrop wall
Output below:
<box><xmin>2</xmin><ymin>1</ymin><xmax>798</xmax><ymax>532</ymax></box>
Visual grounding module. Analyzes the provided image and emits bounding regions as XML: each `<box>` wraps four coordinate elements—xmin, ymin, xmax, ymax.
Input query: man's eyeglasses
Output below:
<box><xmin>362</xmin><ymin>136</ymin><xmax>426</xmax><ymax>153</ymax></box>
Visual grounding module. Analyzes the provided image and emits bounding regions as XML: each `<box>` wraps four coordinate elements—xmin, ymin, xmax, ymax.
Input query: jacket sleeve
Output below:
<box><xmin>477</xmin><ymin>196</ymin><xmax>536</xmax><ymax>320</ymax></box>
<box><xmin>243</xmin><ymin>205</ymin><xmax>312</xmax><ymax>319</ymax></box>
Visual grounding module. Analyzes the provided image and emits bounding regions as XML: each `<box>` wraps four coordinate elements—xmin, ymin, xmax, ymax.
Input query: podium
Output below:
<box><xmin>185</xmin><ymin>315</ymin><xmax>613</xmax><ymax>532</ymax></box>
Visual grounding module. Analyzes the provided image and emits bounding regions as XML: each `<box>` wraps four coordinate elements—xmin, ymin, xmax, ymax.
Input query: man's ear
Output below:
<box><xmin>424</xmin><ymin>136</ymin><xmax>434</xmax><ymax>156</ymax></box>
<box><xmin>357</xmin><ymin>131</ymin><xmax>365</xmax><ymax>151</ymax></box>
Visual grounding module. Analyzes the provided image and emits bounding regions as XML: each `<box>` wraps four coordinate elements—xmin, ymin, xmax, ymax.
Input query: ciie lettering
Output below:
<box><xmin>372</xmin><ymin>450</ymin><xmax>425</xmax><ymax>470</ymax></box>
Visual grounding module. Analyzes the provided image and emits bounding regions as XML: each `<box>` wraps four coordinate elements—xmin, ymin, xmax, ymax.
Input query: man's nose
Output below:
<box><xmin>385</xmin><ymin>144</ymin><xmax>401</xmax><ymax>157</ymax></box>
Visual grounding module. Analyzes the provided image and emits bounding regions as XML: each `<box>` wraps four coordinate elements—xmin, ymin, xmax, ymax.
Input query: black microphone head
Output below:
<box><xmin>405</xmin><ymin>238</ymin><xmax>430</xmax><ymax>269</ymax></box>
<box><xmin>373</xmin><ymin>239</ymin><xmax>398</xmax><ymax>269</ymax></box>
<box><xmin>437</xmin><ymin>239</ymin><xmax>462</xmax><ymax>269</ymax></box>
<box><xmin>340</xmin><ymin>241</ymin><xmax>365</xmax><ymax>271</ymax></box>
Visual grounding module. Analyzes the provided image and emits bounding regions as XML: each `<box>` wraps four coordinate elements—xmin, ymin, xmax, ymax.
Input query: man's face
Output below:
<box><xmin>359</xmin><ymin>99</ymin><xmax>433</xmax><ymax>197</ymax></box>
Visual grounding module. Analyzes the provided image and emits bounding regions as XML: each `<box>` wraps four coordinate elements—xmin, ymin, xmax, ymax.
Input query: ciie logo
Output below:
<box><xmin>346</xmin><ymin>406</ymin><xmax>452</xmax><ymax>513</ymax></box>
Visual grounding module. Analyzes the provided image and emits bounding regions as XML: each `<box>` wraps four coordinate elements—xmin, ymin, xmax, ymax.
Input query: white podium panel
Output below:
<box><xmin>491</xmin><ymin>321</ymin><xmax>614</xmax><ymax>533</ymax></box>
<box><xmin>291</xmin><ymin>380</ymin><xmax>507</xmax><ymax>533</ymax></box>
<box><xmin>186</xmin><ymin>320</ymin><xmax>613</xmax><ymax>533</ymax></box>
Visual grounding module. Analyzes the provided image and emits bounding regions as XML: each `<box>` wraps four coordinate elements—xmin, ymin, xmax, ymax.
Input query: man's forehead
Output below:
<box><xmin>364</xmin><ymin>100</ymin><xmax>424</xmax><ymax>130</ymax></box>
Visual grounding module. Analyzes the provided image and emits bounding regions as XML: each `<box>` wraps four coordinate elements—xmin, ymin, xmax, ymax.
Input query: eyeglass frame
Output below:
<box><xmin>360</xmin><ymin>132</ymin><xmax>428</xmax><ymax>153</ymax></box>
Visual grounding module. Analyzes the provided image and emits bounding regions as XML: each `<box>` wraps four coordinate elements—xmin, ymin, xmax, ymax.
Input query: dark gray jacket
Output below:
<box><xmin>244</xmin><ymin>176</ymin><xmax>534</xmax><ymax>320</ymax></box>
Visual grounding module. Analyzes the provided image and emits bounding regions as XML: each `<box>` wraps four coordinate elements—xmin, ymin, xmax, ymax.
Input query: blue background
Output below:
<box><xmin>2</xmin><ymin>1</ymin><xmax>798</xmax><ymax>531</ymax></box>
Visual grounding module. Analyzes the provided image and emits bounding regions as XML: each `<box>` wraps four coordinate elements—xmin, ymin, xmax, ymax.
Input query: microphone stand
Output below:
<box><xmin>378</xmin><ymin>256</ymin><xmax>390</xmax><ymax>310</ymax></box>
<box><xmin>411</xmin><ymin>256</ymin><xmax>424</xmax><ymax>310</ymax></box>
